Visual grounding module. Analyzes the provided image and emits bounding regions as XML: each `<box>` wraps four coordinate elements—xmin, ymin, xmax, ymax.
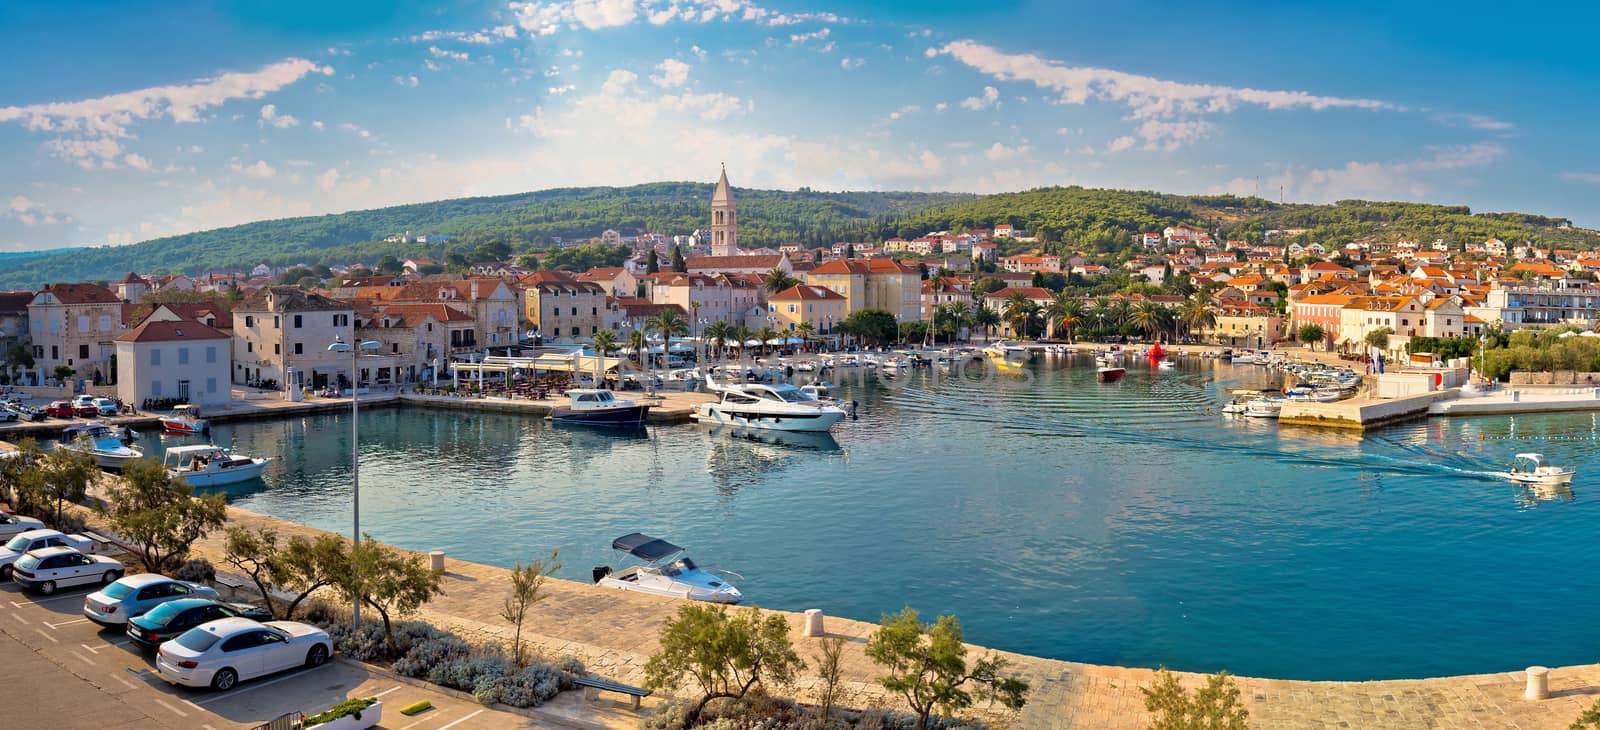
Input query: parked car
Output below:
<box><xmin>0</xmin><ymin>529</ymin><xmax>103</xmax><ymax>579</ymax></box>
<box><xmin>12</xmin><ymin>546</ymin><xmax>124</xmax><ymax>595</ymax></box>
<box><xmin>70</xmin><ymin>396</ymin><xmax>100</xmax><ymax>418</ymax></box>
<box><xmin>156</xmin><ymin>617</ymin><xmax>332</xmax><ymax>691</ymax></box>
<box><xmin>83</xmin><ymin>574</ymin><xmax>221</xmax><ymax>626</ymax></box>
<box><xmin>126</xmin><ymin>598</ymin><xmax>273</xmax><ymax>650</ymax></box>
<box><xmin>92</xmin><ymin>398</ymin><xmax>119</xmax><ymax>416</ymax></box>
<box><xmin>0</xmin><ymin>407</ymin><xmax>15</xmax><ymax>423</ymax></box>
<box><xmin>45</xmin><ymin>400</ymin><xmax>76</xmax><ymax>418</ymax></box>
<box><xmin>0</xmin><ymin>512</ymin><xmax>47</xmax><ymax>540</ymax></box>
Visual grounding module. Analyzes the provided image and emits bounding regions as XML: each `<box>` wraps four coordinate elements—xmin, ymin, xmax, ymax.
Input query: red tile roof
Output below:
<box><xmin>114</xmin><ymin>319</ymin><xmax>229</xmax><ymax>343</ymax></box>
<box><xmin>770</xmin><ymin>285</ymin><xmax>846</xmax><ymax>301</ymax></box>
<box><xmin>37</xmin><ymin>282</ymin><xmax>120</xmax><ymax>305</ymax></box>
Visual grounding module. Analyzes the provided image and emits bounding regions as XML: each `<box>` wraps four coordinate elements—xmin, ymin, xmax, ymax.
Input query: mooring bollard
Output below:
<box><xmin>1525</xmin><ymin>666</ymin><xmax>1549</xmax><ymax>700</ymax></box>
<box><xmin>429</xmin><ymin>550</ymin><xmax>445</xmax><ymax>574</ymax></box>
<box><xmin>804</xmin><ymin>608</ymin><xmax>825</xmax><ymax>637</ymax></box>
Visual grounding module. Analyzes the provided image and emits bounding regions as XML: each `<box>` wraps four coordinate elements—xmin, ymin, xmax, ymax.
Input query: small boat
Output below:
<box><xmin>1221</xmin><ymin>399</ymin><xmax>1248</xmax><ymax>415</ymax></box>
<box><xmin>1506</xmin><ymin>453</ymin><xmax>1576</xmax><ymax>486</ymax></box>
<box><xmin>1158</xmin><ymin>360</ymin><xmax>1176</xmax><ymax>370</ymax></box>
<box><xmin>159</xmin><ymin>404</ymin><xmax>210</xmax><ymax>434</ymax></box>
<box><xmin>1097</xmin><ymin>366</ymin><xmax>1126</xmax><ymax>383</ymax></box>
<box><xmin>57</xmin><ymin>423</ymin><xmax>144</xmax><ymax>468</ymax></box>
<box><xmin>163</xmin><ymin>444</ymin><xmax>270</xmax><ymax>487</ymax></box>
<box><xmin>1244</xmin><ymin>397</ymin><xmax>1283</xmax><ymax>418</ymax></box>
<box><xmin>984</xmin><ymin>342</ymin><xmax>1033</xmax><ymax>363</ymax></box>
<box><xmin>593</xmin><ymin>533</ymin><xmax>743</xmax><ymax>604</ymax></box>
<box><xmin>548</xmin><ymin>389</ymin><xmax>652</xmax><ymax>426</ymax></box>
<box><xmin>692</xmin><ymin>375</ymin><xmax>848</xmax><ymax>432</ymax></box>
<box><xmin>1283</xmin><ymin>387</ymin><xmax>1340</xmax><ymax>403</ymax></box>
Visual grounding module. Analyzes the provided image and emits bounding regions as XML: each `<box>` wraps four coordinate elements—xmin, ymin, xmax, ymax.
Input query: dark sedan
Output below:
<box><xmin>124</xmin><ymin>598</ymin><xmax>273</xmax><ymax>650</ymax></box>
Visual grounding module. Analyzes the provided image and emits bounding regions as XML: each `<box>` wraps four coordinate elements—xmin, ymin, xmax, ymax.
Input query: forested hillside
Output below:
<box><xmin>2</xmin><ymin>182</ymin><xmax>1595</xmax><ymax>289</ymax></box>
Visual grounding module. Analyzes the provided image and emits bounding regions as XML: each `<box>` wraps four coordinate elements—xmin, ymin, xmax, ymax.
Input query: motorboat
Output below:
<box><xmin>163</xmin><ymin>444</ymin><xmax>270</xmax><ymax>487</ymax></box>
<box><xmin>1283</xmin><ymin>387</ymin><xmax>1340</xmax><ymax>403</ymax></box>
<box><xmin>799</xmin><ymin>382</ymin><xmax>856</xmax><ymax>416</ymax></box>
<box><xmin>593</xmin><ymin>533</ymin><xmax>743</xmax><ymax>604</ymax></box>
<box><xmin>548</xmin><ymin>389</ymin><xmax>652</xmax><ymax>426</ymax></box>
<box><xmin>1243</xmin><ymin>397</ymin><xmax>1283</xmax><ymax>418</ymax></box>
<box><xmin>692</xmin><ymin>374</ymin><xmax>848</xmax><ymax>432</ymax></box>
<box><xmin>984</xmin><ymin>342</ymin><xmax>1033</xmax><ymax>363</ymax></box>
<box><xmin>160</xmin><ymin>404</ymin><xmax>209</xmax><ymax>434</ymax></box>
<box><xmin>1158</xmin><ymin>360</ymin><xmax>1176</xmax><ymax>370</ymax></box>
<box><xmin>57</xmin><ymin>423</ymin><xmax>144</xmax><ymax>468</ymax></box>
<box><xmin>1221</xmin><ymin>399</ymin><xmax>1249</xmax><ymax>415</ymax></box>
<box><xmin>1505</xmin><ymin>453</ymin><xmax>1576</xmax><ymax>486</ymax></box>
<box><xmin>1097</xmin><ymin>366</ymin><xmax>1126</xmax><ymax>383</ymax></box>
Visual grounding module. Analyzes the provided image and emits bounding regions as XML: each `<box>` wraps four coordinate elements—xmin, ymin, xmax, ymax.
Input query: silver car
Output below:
<box><xmin>83</xmin><ymin>574</ymin><xmax>220</xmax><ymax>625</ymax></box>
<box><xmin>156</xmin><ymin>617</ymin><xmax>332</xmax><ymax>691</ymax></box>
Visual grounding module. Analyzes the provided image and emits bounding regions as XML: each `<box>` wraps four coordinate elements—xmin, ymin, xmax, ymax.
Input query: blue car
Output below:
<box><xmin>125</xmin><ymin>598</ymin><xmax>273</xmax><ymax>650</ymax></box>
<box><xmin>82</xmin><ymin>574</ymin><xmax>220</xmax><ymax>626</ymax></box>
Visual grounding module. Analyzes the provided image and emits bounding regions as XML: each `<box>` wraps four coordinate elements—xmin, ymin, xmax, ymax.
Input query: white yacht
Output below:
<box><xmin>163</xmin><ymin>444</ymin><xmax>271</xmax><ymax>487</ymax></box>
<box><xmin>57</xmin><ymin>424</ymin><xmax>144</xmax><ymax>469</ymax></box>
<box><xmin>693</xmin><ymin>375</ymin><xmax>848</xmax><ymax>432</ymax></box>
<box><xmin>1506</xmin><ymin>453</ymin><xmax>1576</xmax><ymax>486</ymax></box>
<box><xmin>593</xmin><ymin>533</ymin><xmax>743</xmax><ymax>604</ymax></box>
<box><xmin>1243</xmin><ymin>397</ymin><xmax>1283</xmax><ymax>418</ymax></box>
<box><xmin>984</xmin><ymin>342</ymin><xmax>1033</xmax><ymax>363</ymax></box>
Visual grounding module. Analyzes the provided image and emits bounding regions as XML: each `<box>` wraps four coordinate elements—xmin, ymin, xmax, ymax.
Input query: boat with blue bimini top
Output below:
<box><xmin>57</xmin><ymin>423</ymin><xmax>144</xmax><ymax>469</ymax></box>
<box><xmin>593</xmin><ymin>532</ymin><xmax>743</xmax><ymax>604</ymax></box>
<box><xmin>547</xmin><ymin>389</ymin><xmax>652</xmax><ymax>427</ymax></box>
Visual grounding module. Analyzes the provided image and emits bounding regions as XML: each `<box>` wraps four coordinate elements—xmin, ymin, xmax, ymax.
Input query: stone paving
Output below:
<box><xmin>171</xmin><ymin>507</ymin><xmax>1600</xmax><ymax>730</ymax></box>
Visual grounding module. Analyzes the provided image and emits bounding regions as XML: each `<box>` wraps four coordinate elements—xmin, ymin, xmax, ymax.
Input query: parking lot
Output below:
<box><xmin>0</xmin><ymin>578</ymin><xmax>555</xmax><ymax>729</ymax></box>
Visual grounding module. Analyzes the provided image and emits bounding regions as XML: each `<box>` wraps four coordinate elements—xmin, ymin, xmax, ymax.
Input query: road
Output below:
<box><xmin>0</xmin><ymin>577</ymin><xmax>561</xmax><ymax>729</ymax></box>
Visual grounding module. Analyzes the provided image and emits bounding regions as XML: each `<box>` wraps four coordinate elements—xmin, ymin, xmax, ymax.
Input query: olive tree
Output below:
<box><xmin>865</xmin><ymin>607</ymin><xmax>1029</xmax><ymax>730</ymax></box>
<box><xmin>222</xmin><ymin>525</ymin><xmax>282</xmax><ymax>616</ymax></box>
<box><xmin>97</xmin><ymin>458</ymin><xmax>226</xmax><ymax>573</ymax></box>
<box><xmin>643</xmin><ymin>604</ymin><xmax>804</xmax><ymax>725</ymax></box>
<box><xmin>276</xmin><ymin>533</ymin><xmax>351</xmax><ymax>620</ymax></box>
<box><xmin>32</xmin><ymin>446</ymin><xmax>98</xmax><ymax>528</ymax></box>
<box><xmin>0</xmin><ymin>439</ymin><xmax>46</xmax><ymax>514</ymax></box>
<box><xmin>499</xmin><ymin>550</ymin><xmax>560</xmax><ymax>668</ymax></box>
<box><xmin>1142</xmin><ymin>668</ymin><xmax>1249</xmax><ymax>730</ymax></box>
<box><xmin>338</xmin><ymin>535</ymin><xmax>444</xmax><ymax>657</ymax></box>
<box><xmin>1297</xmin><ymin>324</ymin><xmax>1325</xmax><ymax>351</ymax></box>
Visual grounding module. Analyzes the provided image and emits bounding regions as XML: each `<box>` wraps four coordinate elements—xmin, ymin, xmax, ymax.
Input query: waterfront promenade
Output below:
<box><xmin>166</xmin><ymin>506</ymin><xmax>1600</xmax><ymax>729</ymax></box>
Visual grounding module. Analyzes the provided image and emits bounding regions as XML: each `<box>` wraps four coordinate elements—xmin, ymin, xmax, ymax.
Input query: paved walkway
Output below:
<box><xmin>176</xmin><ymin>507</ymin><xmax>1600</xmax><ymax>729</ymax></box>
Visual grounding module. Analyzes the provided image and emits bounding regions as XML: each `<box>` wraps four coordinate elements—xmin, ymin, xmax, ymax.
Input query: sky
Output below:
<box><xmin>2</xmin><ymin>0</ymin><xmax>1599</xmax><ymax>252</ymax></box>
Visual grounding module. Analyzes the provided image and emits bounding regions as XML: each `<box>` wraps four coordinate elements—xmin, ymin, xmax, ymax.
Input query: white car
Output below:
<box><xmin>156</xmin><ymin>617</ymin><xmax>332</xmax><ymax>691</ymax></box>
<box><xmin>0</xmin><ymin>529</ymin><xmax>98</xmax><ymax>580</ymax></box>
<box><xmin>11</xmin><ymin>546</ymin><xmax>125</xmax><ymax>595</ymax></box>
<box><xmin>0</xmin><ymin>513</ymin><xmax>46</xmax><ymax>540</ymax></box>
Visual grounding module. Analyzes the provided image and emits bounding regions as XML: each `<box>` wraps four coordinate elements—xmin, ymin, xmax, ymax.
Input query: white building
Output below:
<box><xmin>115</xmin><ymin>320</ymin><xmax>232</xmax><ymax>406</ymax></box>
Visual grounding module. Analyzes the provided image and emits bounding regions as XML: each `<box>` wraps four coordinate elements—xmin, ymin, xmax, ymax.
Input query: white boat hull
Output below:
<box><xmin>692</xmin><ymin>405</ymin><xmax>846</xmax><ymax>432</ymax></box>
<box><xmin>1507</xmin><ymin>471</ymin><xmax>1575</xmax><ymax>486</ymax></box>
<box><xmin>62</xmin><ymin>444</ymin><xmax>143</xmax><ymax>469</ymax></box>
<box><xmin>172</xmin><ymin>459</ymin><xmax>270</xmax><ymax>487</ymax></box>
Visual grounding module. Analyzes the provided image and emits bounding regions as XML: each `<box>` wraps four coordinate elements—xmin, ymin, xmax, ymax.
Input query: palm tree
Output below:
<box><xmin>756</xmin><ymin>326</ymin><xmax>778</xmax><ymax>357</ymax></box>
<box><xmin>1002</xmin><ymin>292</ymin><xmax>1039</xmax><ymax>340</ymax></box>
<box><xmin>591</xmin><ymin>328</ymin><xmax>617</xmax><ymax>357</ymax></box>
<box><xmin>646</xmin><ymin>309</ymin><xmax>688</xmax><ymax>365</ymax></box>
<box><xmin>763</xmin><ymin>268</ymin><xmax>798</xmax><ymax>294</ymax></box>
<box><xmin>734</xmin><ymin>325</ymin><xmax>754</xmax><ymax>359</ymax></box>
<box><xmin>702</xmin><ymin>319</ymin><xmax>732</xmax><ymax>359</ymax></box>
<box><xmin>1048</xmin><ymin>294</ymin><xmax>1083</xmax><ymax>343</ymax></box>
<box><xmin>795</xmin><ymin>322</ymin><xmax>815</xmax><ymax>352</ymax></box>
<box><xmin>971</xmin><ymin>307</ymin><xmax>1000</xmax><ymax>343</ymax></box>
<box><xmin>626</xmin><ymin>328</ymin><xmax>648</xmax><ymax>366</ymax></box>
<box><xmin>1089</xmin><ymin>297</ymin><xmax>1111</xmax><ymax>338</ymax></box>
<box><xmin>943</xmin><ymin>301</ymin><xmax>971</xmax><ymax>343</ymax></box>
<box><xmin>1129</xmin><ymin>300</ymin><xmax>1169</xmax><ymax>342</ymax></box>
<box><xmin>1109</xmin><ymin>299</ymin><xmax>1133</xmax><ymax>331</ymax></box>
<box><xmin>1179</xmin><ymin>298</ymin><xmax>1216</xmax><ymax>343</ymax></box>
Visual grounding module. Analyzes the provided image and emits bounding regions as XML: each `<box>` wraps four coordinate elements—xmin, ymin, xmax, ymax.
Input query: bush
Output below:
<box><xmin>324</xmin><ymin>621</ymin><xmax>389</xmax><ymax>662</ymax></box>
<box><xmin>639</xmin><ymin>701</ymin><xmax>692</xmax><ymax>730</ymax></box>
<box><xmin>427</xmin><ymin>652</ymin><xmax>508</xmax><ymax>693</ymax></box>
<box><xmin>392</xmin><ymin>633</ymin><xmax>473</xmax><ymax>678</ymax></box>
<box><xmin>304</xmin><ymin>697</ymin><xmax>377</xmax><ymax>728</ymax></box>
<box><xmin>173</xmin><ymin>558</ymin><xmax>216</xmax><ymax>584</ymax></box>
<box><xmin>495</xmin><ymin>661</ymin><xmax>581</xmax><ymax>708</ymax></box>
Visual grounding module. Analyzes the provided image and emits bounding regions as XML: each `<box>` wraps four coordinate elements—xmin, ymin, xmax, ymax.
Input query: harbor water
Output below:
<box><xmin>136</xmin><ymin>355</ymin><xmax>1600</xmax><ymax>680</ymax></box>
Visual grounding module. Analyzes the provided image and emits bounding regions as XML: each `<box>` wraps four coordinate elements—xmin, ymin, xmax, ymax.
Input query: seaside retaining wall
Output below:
<box><xmin>1509</xmin><ymin>371</ymin><xmax>1600</xmax><ymax>385</ymax></box>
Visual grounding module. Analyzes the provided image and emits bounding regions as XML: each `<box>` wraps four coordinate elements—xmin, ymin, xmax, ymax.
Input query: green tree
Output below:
<box><xmin>1129</xmin><ymin>300</ymin><xmax>1171</xmax><ymax>342</ymax></box>
<box><xmin>1141</xmin><ymin>668</ymin><xmax>1249</xmax><ymax>730</ymax></box>
<box><xmin>763</xmin><ymin>267</ymin><xmax>798</xmax><ymax>294</ymax></box>
<box><xmin>627</xmin><ymin>328</ymin><xmax>649</xmax><ymax>366</ymax></box>
<box><xmin>375</xmin><ymin>255</ymin><xmax>402</xmax><ymax>275</ymax></box>
<box><xmin>865</xmin><ymin>607</ymin><xmax>1029</xmax><ymax>730</ymax></box>
<box><xmin>0</xmin><ymin>439</ymin><xmax>45</xmax><ymax>515</ymax></box>
<box><xmin>1048</xmin><ymin>294</ymin><xmax>1084</xmax><ymax>342</ymax></box>
<box><xmin>971</xmin><ymin>277</ymin><xmax>1007</xmax><ymax>299</ymax></box>
<box><xmin>1179</xmin><ymin>298</ymin><xmax>1215</xmax><ymax>342</ymax></box>
<box><xmin>671</xmin><ymin>244</ymin><xmax>687</xmax><ymax>272</ymax></box>
<box><xmin>1003</xmin><ymin>292</ymin><xmax>1040</xmax><ymax>339</ymax></box>
<box><xmin>841</xmin><ymin>309</ymin><xmax>899</xmax><ymax>346</ymax></box>
<box><xmin>4</xmin><ymin>345</ymin><xmax>34</xmax><ymax>381</ymax></box>
<box><xmin>1297</xmin><ymin>324</ymin><xmax>1326</xmax><ymax>351</ymax></box>
<box><xmin>647</xmin><ymin>309</ymin><xmax>688</xmax><ymax>364</ymax></box>
<box><xmin>756</xmin><ymin>326</ymin><xmax>778</xmax><ymax>357</ymax></box>
<box><xmin>702</xmin><ymin>320</ymin><xmax>733</xmax><ymax>359</ymax></box>
<box><xmin>53</xmin><ymin>365</ymin><xmax>74</xmax><ymax>381</ymax></box>
<box><xmin>223</xmin><ymin>525</ymin><xmax>283</xmax><ymax>617</ymax></box>
<box><xmin>339</xmin><ymin>535</ymin><xmax>445</xmax><ymax>656</ymax></box>
<box><xmin>646</xmin><ymin>249</ymin><xmax>660</xmax><ymax>275</ymax></box>
<box><xmin>31</xmin><ymin>447</ymin><xmax>98</xmax><ymax>528</ymax></box>
<box><xmin>276</xmin><ymin>533</ymin><xmax>351</xmax><ymax>620</ymax></box>
<box><xmin>499</xmin><ymin>550</ymin><xmax>560</xmax><ymax>668</ymax></box>
<box><xmin>642</xmin><ymin>604</ymin><xmax>804</xmax><ymax>725</ymax></box>
<box><xmin>591</xmin><ymin>328</ymin><xmax>617</xmax><ymax>357</ymax></box>
<box><xmin>1365</xmin><ymin>326</ymin><xmax>1394</xmax><ymax>351</ymax></box>
<box><xmin>971</xmin><ymin>307</ymin><xmax>1000</xmax><ymax>342</ymax></box>
<box><xmin>97</xmin><ymin>458</ymin><xmax>227</xmax><ymax>573</ymax></box>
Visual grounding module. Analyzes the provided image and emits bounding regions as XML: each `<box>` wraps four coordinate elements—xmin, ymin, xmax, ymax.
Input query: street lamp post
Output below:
<box><xmin>328</xmin><ymin>338</ymin><xmax>381</xmax><ymax>630</ymax></box>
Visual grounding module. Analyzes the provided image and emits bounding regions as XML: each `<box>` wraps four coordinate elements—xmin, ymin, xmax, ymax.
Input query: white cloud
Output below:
<box><xmin>840</xmin><ymin>57</ymin><xmax>864</xmax><ymax>70</ymax></box>
<box><xmin>601</xmin><ymin>69</ymin><xmax>638</xmax><ymax>95</ymax></box>
<box><xmin>0</xmin><ymin>58</ymin><xmax>332</xmax><ymax>138</ymax></box>
<box><xmin>651</xmin><ymin>58</ymin><xmax>691</xmax><ymax>87</ymax></box>
<box><xmin>123</xmin><ymin>153</ymin><xmax>153</xmax><ymax>171</ymax></box>
<box><xmin>232</xmin><ymin>160</ymin><xmax>276</xmax><ymax>180</ymax></box>
<box><xmin>512</xmin><ymin>0</ymin><xmax>637</xmax><ymax>34</ymax></box>
<box><xmin>317</xmin><ymin>168</ymin><xmax>340</xmax><ymax>191</ymax></box>
<box><xmin>983</xmin><ymin>142</ymin><xmax>1027</xmax><ymax>161</ymax></box>
<box><xmin>43</xmin><ymin>137</ymin><xmax>124</xmax><ymax>169</ymax></box>
<box><xmin>1133</xmin><ymin>119</ymin><xmax>1215</xmax><ymax>151</ymax></box>
<box><xmin>393</xmin><ymin>75</ymin><xmax>419</xmax><ymax>87</ymax></box>
<box><xmin>959</xmin><ymin>86</ymin><xmax>999</xmax><ymax>111</ymax></box>
<box><xmin>259</xmin><ymin>103</ymin><xmax>299</xmax><ymax>128</ymax></box>
<box><xmin>548</xmin><ymin>84</ymin><xmax>576</xmax><ymax>95</ymax></box>
<box><xmin>428</xmin><ymin>46</ymin><xmax>471</xmax><ymax>62</ymax></box>
<box><xmin>312</xmin><ymin>120</ymin><xmax>324</xmax><ymax>130</ymax></box>
<box><xmin>1563</xmin><ymin>172</ymin><xmax>1600</xmax><ymax>184</ymax></box>
<box><xmin>934</xmin><ymin>102</ymin><xmax>947</xmax><ymax>112</ymax></box>
<box><xmin>338</xmin><ymin>123</ymin><xmax>372</xmax><ymax>138</ymax></box>
<box><xmin>1433</xmin><ymin>112</ymin><xmax>1513</xmax><ymax>131</ymax></box>
<box><xmin>1106</xmin><ymin>136</ymin><xmax>1137</xmax><ymax>153</ymax></box>
<box><xmin>408</xmin><ymin>27</ymin><xmax>515</xmax><ymax>44</ymax></box>
<box><xmin>886</xmin><ymin>105</ymin><xmax>920</xmax><ymax>121</ymax></box>
<box><xmin>6</xmin><ymin>196</ymin><xmax>73</xmax><ymax>226</ymax></box>
<box><xmin>1209</xmin><ymin>143</ymin><xmax>1505</xmax><ymax>202</ymax></box>
<box><xmin>790</xmin><ymin>27</ymin><xmax>830</xmax><ymax>44</ymax></box>
<box><xmin>931</xmin><ymin>40</ymin><xmax>1393</xmax><ymax>118</ymax></box>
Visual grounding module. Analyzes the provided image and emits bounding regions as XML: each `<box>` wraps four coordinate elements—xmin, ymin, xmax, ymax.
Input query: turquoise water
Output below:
<box><xmin>136</xmin><ymin>357</ymin><xmax>1600</xmax><ymax>680</ymax></box>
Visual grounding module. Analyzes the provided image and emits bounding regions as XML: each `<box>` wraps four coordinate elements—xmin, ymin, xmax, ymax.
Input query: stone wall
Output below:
<box><xmin>1509</xmin><ymin>371</ymin><xmax>1600</xmax><ymax>385</ymax></box>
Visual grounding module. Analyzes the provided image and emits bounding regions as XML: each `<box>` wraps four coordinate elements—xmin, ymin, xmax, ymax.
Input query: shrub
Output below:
<box><xmin>496</xmin><ymin>661</ymin><xmax>580</xmax><ymax>708</ymax></box>
<box><xmin>1142</xmin><ymin>668</ymin><xmax>1248</xmax><ymax>730</ymax></box>
<box><xmin>392</xmin><ymin>633</ymin><xmax>473</xmax><ymax>678</ymax></box>
<box><xmin>427</xmin><ymin>653</ymin><xmax>508</xmax><ymax>693</ymax></box>
<box><xmin>304</xmin><ymin>697</ymin><xmax>377</xmax><ymax>728</ymax></box>
<box><xmin>639</xmin><ymin>701</ymin><xmax>692</xmax><ymax>730</ymax></box>
<box><xmin>324</xmin><ymin>621</ymin><xmax>388</xmax><ymax>662</ymax></box>
<box><xmin>173</xmin><ymin>558</ymin><xmax>216</xmax><ymax>584</ymax></box>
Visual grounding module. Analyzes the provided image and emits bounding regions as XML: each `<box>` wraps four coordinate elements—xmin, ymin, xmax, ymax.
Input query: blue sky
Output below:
<box><xmin>2</xmin><ymin>0</ymin><xmax>1598</xmax><ymax>252</ymax></box>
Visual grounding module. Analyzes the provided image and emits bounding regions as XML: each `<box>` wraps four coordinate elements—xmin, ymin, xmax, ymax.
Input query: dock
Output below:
<box><xmin>399</xmin><ymin>390</ymin><xmax>715</xmax><ymax>424</ymax></box>
<box><xmin>1428</xmin><ymin>387</ymin><xmax>1600</xmax><ymax>417</ymax></box>
<box><xmin>1278</xmin><ymin>390</ymin><xmax>1456</xmax><ymax>431</ymax></box>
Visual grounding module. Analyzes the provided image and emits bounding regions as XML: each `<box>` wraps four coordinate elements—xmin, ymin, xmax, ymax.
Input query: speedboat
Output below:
<box><xmin>1097</xmin><ymin>366</ymin><xmax>1126</xmax><ymax>382</ymax></box>
<box><xmin>548</xmin><ymin>389</ymin><xmax>651</xmax><ymax>426</ymax></box>
<box><xmin>984</xmin><ymin>342</ymin><xmax>1033</xmax><ymax>363</ymax></box>
<box><xmin>163</xmin><ymin>444</ymin><xmax>270</xmax><ymax>487</ymax></box>
<box><xmin>1158</xmin><ymin>360</ymin><xmax>1176</xmax><ymax>370</ymax></box>
<box><xmin>1506</xmin><ymin>453</ymin><xmax>1576</xmax><ymax>486</ymax></box>
<box><xmin>1244</xmin><ymin>397</ymin><xmax>1283</xmax><ymax>418</ymax></box>
<box><xmin>593</xmin><ymin>533</ymin><xmax>743</xmax><ymax>604</ymax></box>
<box><xmin>1221</xmin><ymin>399</ymin><xmax>1249</xmax><ymax>415</ymax></box>
<box><xmin>57</xmin><ymin>423</ymin><xmax>144</xmax><ymax>468</ymax></box>
<box><xmin>160</xmin><ymin>404</ymin><xmax>209</xmax><ymax>434</ymax></box>
<box><xmin>692</xmin><ymin>375</ymin><xmax>847</xmax><ymax>432</ymax></box>
<box><xmin>1283</xmin><ymin>387</ymin><xmax>1340</xmax><ymax>403</ymax></box>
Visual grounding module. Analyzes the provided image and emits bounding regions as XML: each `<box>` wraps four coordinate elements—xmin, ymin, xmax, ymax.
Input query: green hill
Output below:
<box><xmin>1</xmin><ymin>183</ymin><xmax>1594</xmax><ymax>289</ymax></box>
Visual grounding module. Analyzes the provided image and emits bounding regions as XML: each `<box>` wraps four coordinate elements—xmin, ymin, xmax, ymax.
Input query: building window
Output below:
<box><xmin>273</xmin><ymin>343</ymin><xmax>280</xmax><ymax>355</ymax></box>
<box><xmin>178</xmin><ymin>347</ymin><xmax>188</xmax><ymax>365</ymax></box>
<box><xmin>207</xmin><ymin>378</ymin><xmax>217</xmax><ymax>393</ymax></box>
<box><xmin>247</xmin><ymin>342</ymin><xmax>254</xmax><ymax>353</ymax></box>
<box><xmin>99</xmin><ymin>315</ymin><xmax>111</xmax><ymax>331</ymax></box>
<box><xmin>78</xmin><ymin>315</ymin><xmax>89</xmax><ymax>331</ymax></box>
<box><xmin>79</xmin><ymin>344</ymin><xmax>89</xmax><ymax>359</ymax></box>
<box><xmin>570</xmin><ymin>326</ymin><xmax>579</xmax><ymax>336</ymax></box>
<box><xmin>151</xmin><ymin>381</ymin><xmax>161</xmax><ymax>396</ymax></box>
<box><xmin>150</xmin><ymin>348</ymin><xmax>160</xmax><ymax>366</ymax></box>
<box><xmin>245</xmin><ymin>316</ymin><xmax>254</xmax><ymax>327</ymax></box>
<box><xmin>273</xmin><ymin>316</ymin><xmax>280</xmax><ymax>328</ymax></box>
<box><xmin>206</xmin><ymin>346</ymin><xmax>216</xmax><ymax>363</ymax></box>
<box><xmin>294</xmin><ymin>314</ymin><xmax>303</xmax><ymax>328</ymax></box>
<box><xmin>293</xmin><ymin>343</ymin><xmax>303</xmax><ymax>355</ymax></box>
